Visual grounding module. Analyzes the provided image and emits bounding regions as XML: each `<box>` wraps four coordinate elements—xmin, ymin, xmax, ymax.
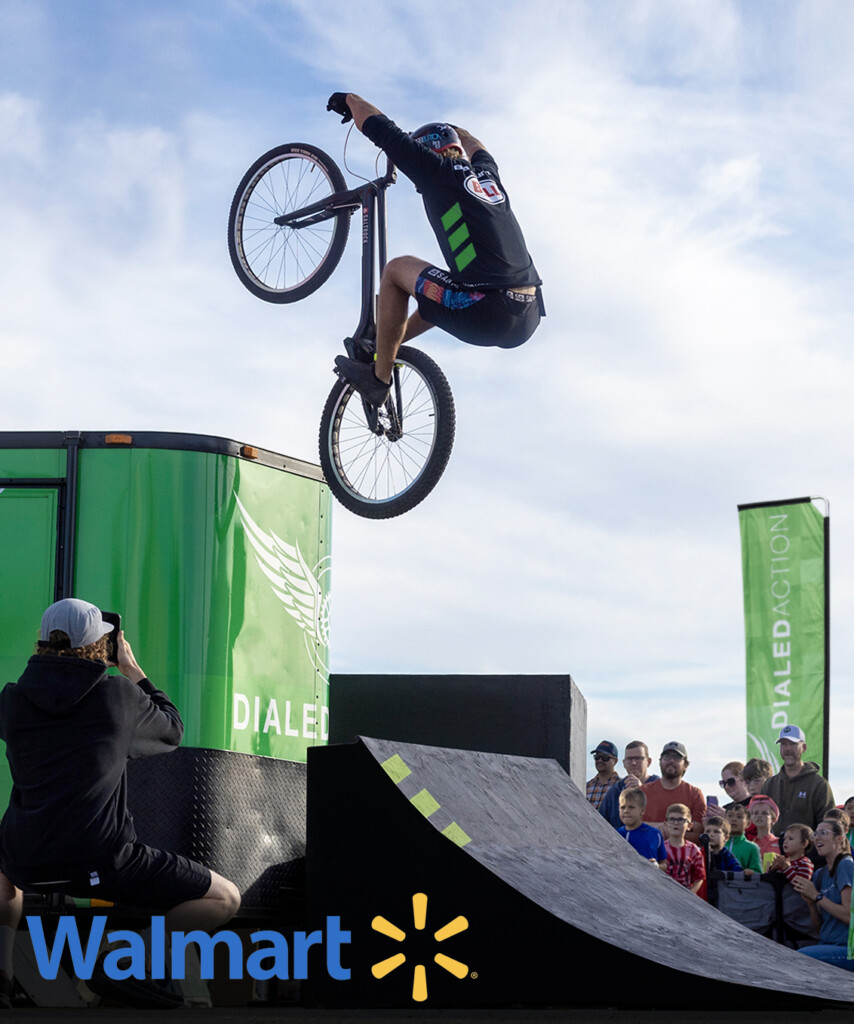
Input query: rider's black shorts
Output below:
<box><xmin>14</xmin><ymin>842</ymin><xmax>212</xmax><ymax>910</ymax></box>
<box><xmin>414</xmin><ymin>266</ymin><xmax>541</xmax><ymax>349</ymax></box>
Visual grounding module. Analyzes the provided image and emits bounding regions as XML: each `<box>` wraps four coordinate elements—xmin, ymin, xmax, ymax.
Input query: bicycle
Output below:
<box><xmin>227</xmin><ymin>141</ymin><xmax>456</xmax><ymax>519</ymax></box>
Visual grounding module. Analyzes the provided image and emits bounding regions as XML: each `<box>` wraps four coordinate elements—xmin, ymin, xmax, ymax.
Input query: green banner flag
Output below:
<box><xmin>738</xmin><ymin>498</ymin><xmax>829</xmax><ymax>774</ymax></box>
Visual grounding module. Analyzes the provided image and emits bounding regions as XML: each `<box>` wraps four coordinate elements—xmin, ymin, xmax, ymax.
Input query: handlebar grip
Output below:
<box><xmin>327</xmin><ymin>92</ymin><xmax>352</xmax><ymax>123</ymax></box>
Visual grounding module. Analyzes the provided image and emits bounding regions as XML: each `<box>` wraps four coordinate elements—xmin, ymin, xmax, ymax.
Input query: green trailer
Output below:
<box><xmin>0</xmin><ymin>430</ymin><xmax>331</xmax><ymax>907</ymax></box>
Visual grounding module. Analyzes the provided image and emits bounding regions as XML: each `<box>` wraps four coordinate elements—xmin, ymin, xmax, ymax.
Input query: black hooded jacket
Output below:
<box><xmin>0</xmin><ymin>655</ymin><xmax>182</xmax><ymax>879</ymax></box>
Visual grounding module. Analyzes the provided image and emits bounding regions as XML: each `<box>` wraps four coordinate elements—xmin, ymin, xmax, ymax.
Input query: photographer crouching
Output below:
<box><xmin>0</xmin><ymin>598</ymin><xmax>240</xmax><ymax>1008</ymax></box>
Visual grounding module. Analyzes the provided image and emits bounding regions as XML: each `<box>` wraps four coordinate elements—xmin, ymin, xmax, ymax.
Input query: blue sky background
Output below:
<box><xmin>3</xmin><ymin>0</ymin><xmax>854</xmax><ymax>800</ymax></box>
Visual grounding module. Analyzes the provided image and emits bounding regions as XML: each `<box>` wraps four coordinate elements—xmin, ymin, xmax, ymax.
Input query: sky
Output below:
<box><xmin>2</xmin><ymin>0</ymin><xmax>854</xmax><ymax>802</ymax></box>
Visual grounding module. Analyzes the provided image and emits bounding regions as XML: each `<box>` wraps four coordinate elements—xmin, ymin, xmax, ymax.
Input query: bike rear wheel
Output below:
<box><xmin>319</xmin><ymin>346</ymin><xmax>456</xmax><ymax>519</ymax></box>
<box><xmin>228</xmin><ymin>143</ymin><xmax>350</xmax><ymax>303</ymax></box>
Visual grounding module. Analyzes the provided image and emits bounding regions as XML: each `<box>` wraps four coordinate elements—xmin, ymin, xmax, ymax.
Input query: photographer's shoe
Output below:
<box><xmin>86</xmin><ymin>952</ymin><xmax>184</xmax><ymax>1010</ymax></box>
<box><xmin>334</xmin><ymin>356</ymin><xmax>391</xmax><ymax>406</ymax></box>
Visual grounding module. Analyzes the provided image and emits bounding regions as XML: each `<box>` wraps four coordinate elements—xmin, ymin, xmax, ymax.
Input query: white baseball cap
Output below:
<box><xmin>776</xmin><ymin>724</ymin><xmax>806</xmax><ymax>744</ymax></box>
<box><xmin>40</xmin><ymin>599</ymin><xmax>115</xmax><ymax>649</ymax></box>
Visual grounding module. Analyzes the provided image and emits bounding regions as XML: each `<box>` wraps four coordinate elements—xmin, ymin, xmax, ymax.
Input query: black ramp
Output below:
<box><xmin>305</xmin><ymin>737</ymin><xmax>854</xmax><ymax>1009</ymax></box>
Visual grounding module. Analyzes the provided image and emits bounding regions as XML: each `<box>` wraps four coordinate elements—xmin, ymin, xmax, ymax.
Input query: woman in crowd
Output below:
<box><xmin>792</xmin><ymin>818</ymin><xmax>853</xmax><ymax>970</ymax></box>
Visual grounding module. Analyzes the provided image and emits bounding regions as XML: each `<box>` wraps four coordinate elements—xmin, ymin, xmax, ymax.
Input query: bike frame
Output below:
<box><xmin>275</xmin><ymin>159</ymin><xmax>396</xmax><ymax>356</ymax></box>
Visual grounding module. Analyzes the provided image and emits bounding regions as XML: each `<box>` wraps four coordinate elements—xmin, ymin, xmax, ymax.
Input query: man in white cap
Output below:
<box><xmin>761</xmin><ymin>724</ymin><xmax>835</xmax><ymax>836</ymax></box>
<box><xmin>0</xmin><ymin>599</ymin><xmax>240</xmax><ymax>1008</ymax></box>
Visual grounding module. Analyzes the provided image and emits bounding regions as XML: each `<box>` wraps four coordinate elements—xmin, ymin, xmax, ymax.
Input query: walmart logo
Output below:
<box><xmin>371</xmin><ymin>893</ymin><xmax>469</xmax><ymax>1002</ymax></box>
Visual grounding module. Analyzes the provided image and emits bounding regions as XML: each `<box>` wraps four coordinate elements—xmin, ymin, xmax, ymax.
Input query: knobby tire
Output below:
<box><xmin>228</xmin><ymin>143</ymin><xmax>350</xmax><ymax>303</ymax></box>
<box><xmin>319</xmin><ymin>346</ymin><xmax>455</xmax><ymax>518</ymax></box>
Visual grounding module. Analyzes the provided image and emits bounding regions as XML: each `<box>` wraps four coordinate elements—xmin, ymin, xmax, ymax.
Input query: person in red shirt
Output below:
<box><xmin>641</xmin><ymin>742</ymin><xmax>707</xmax><ymax>843</ymax></box>
<box><xmin>663</xmin><ymin>803</ymin><xmax>706</xmax><ymax>897</ymax></box>
<box><xmin>748</xmin><ymin>794</ymin><xmax>781</xmax><ymax>869</ymax></box>
<box><xmin>768</xmin><ymin>823</ymin><xmax>815</xmax><ymax>884</ymax></box>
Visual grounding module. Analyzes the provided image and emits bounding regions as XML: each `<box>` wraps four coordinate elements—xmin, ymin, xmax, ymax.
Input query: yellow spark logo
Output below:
<box><xmin>371</xmin><ymin>892</ymin><xmax>469</xmax><ymax>1002</ymax></box>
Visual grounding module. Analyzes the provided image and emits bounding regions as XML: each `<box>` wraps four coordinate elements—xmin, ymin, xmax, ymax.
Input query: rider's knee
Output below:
<box><xmin>382</xmin><ymin>256</ymin><xmax>426</xmax><ymax>291</ymax></box>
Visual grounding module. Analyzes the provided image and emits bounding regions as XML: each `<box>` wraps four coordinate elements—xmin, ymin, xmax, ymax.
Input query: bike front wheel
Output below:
<box><xmin>319</xmin><ymin>346</ymin><xmax>456</xmax><ymax>519</ymax></box>
<box><xmin>228</xmin><ymin>143</ymin><xmax>350</xmax><ymax>303</ymax></box>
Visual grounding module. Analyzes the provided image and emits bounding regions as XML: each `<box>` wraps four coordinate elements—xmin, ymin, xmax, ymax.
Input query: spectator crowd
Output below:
<box><xmin>586</xmin><ymin>727</ymin><xmax>854</xmax><ymax>972</ymax></box>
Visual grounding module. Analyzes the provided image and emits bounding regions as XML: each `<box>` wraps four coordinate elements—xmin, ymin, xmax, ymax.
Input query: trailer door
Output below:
<box><xmin>0</xmin><ymin>485</ymin><xmax>60</xmax><ymax>807</ymax></box>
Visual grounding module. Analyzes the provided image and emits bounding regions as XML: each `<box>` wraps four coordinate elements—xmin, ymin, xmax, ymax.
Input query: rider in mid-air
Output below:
<box><xmin>327</xmin><ymin>92</ymin><xmax>543</xmax><ymax>406</ymax></box>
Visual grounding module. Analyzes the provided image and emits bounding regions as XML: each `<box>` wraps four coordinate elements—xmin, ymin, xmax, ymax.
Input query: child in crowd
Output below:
<box><xmin>748</xmin><ymin>795</ymin><xmax>781</xmax><ymax>869</ymax></box>
<box><xmin>741</xmin><ymin>758</ymin><xmax>773</xmax><ymax>796</ymax></box>
<box><xmin>768</xmin><ymin>824</ymin><xmax>815</xmax><ymax>884</ymax></box>
<box><xmin>664</xmin><ymin>803</ymin><xmax>706</xmax><ymax>895</ymax></box>
<box><xmin>618</xmin><ymin>788</ymin><xmax>667</xmax><ymax>869</ymax></box>
<box><xmin>703</xmin><ymin>816</ymin><xmax>743</xmax><ymax>873</ymax></box>
<box><xmin>740</xmin><ymin>760</ymin><xmax>772</xmax><ymax>842</ymax></box>
<box><xmin>844</xmin><ymin>797</ymin><xmax>854</xmax><ymax>849</ymax></box>
<box><xmin>725</xmin><ymin>804</ymin><xmax>762</xmax><ymax>874</ymax></box>
<box><xmin>824</xmin><ymin>807</ymin><xmax>850</xmax><ymax>836</ymax></box>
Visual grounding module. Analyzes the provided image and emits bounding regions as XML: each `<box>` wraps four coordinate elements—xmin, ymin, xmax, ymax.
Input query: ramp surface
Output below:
<box><xmin>305</xmin><ymin>738</ymin><xmax>854</xmax><ymax>1008</ymax></box>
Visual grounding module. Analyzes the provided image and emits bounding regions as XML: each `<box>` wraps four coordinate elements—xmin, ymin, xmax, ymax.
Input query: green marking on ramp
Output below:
<box><xmin>410</xmin><ymin>788</ymin><xmax>440</xmax><ymax>818</ymax></box>
<box><xmin>441</xmin><ymin>822</ymin><xmax>472</xmax><ymax>847</ymax></box>
<box><xmin>381</xmin><ymin>754</ymin><xmax>411</xmax><ymax>784</ymax></box>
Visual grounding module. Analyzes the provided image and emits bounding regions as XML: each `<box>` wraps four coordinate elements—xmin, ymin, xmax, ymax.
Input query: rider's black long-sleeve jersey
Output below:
<box><xmin>362</xmin><ymin>114</ymin><xmax>541</xmax><ymax>291</ymax></box>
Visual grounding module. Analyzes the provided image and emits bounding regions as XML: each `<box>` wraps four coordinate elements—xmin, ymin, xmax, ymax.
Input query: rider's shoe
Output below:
<box><xmin>334</xmin><ymin>356</ymin><xmax>391</xmax><ymax>406</ymax></box>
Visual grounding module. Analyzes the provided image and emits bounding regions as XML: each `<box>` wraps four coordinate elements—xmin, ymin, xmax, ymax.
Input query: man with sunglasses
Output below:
<box><xmin>599</xmin><ymin>741</ymin><xmax>660</xmax><ymax>828</ymax></box>
<box><xmin>641</xmin><ymin>742</ymin><xmax>707</xmax><ymax>842</ymax></box>
<box><xmin>586</xmin><ymin>741</ymin><xmax>620</xmax><ymax>811</ymax></box>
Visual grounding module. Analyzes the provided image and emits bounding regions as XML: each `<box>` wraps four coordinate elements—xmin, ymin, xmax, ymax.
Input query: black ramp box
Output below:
<box><xmin>329</xmin><ymin>673</ymin><xmax>587</xmax><ymax>787</ymax></box>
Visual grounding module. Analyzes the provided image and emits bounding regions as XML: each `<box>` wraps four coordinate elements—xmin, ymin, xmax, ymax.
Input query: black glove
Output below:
<box><xmin>327</xmin><ymin>92</ymin><xmax>352</xmax><ymax>123</ymax></box>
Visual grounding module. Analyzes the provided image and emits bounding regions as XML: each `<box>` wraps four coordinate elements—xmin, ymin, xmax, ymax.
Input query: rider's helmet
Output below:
<box><xmin>410</xmin><ymin>122</ymin><xmax>463</xmax><ymax>157</ymax></box>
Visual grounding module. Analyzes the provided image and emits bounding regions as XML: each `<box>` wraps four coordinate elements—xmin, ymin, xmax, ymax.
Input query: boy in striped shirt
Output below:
<box><xmin>768</xmin><ymin>823</ymin><xmax>815</xmax><ymax>884</ymax></box>
<box><xmin>664</xmin><ymin>802</ymin><xmax>706</xmax><ymax>896</ymax></box>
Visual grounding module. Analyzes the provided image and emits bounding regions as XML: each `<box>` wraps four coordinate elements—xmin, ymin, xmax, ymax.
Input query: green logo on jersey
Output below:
<box><xmin>441</xmin><ymin>203</ymin><xmax>476</xmax><ymax>272</ymax></box>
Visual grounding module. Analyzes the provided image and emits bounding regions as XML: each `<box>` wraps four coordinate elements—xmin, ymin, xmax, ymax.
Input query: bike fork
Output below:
<box><xmin>358</xmin><ymin>363</ymin><xmax>403</xmax><ymax>438</ymax></box>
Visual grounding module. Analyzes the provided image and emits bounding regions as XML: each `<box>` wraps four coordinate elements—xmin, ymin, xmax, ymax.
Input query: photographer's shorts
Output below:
<box><xmin>414</xmin><ymin>266</ymin><xmax>541</xmax><ymax>349</ymax></box>
<box><xmin>19</xmin><ymin>843</ymin><xmax>212</xmax><ymax>910</ymax></box>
